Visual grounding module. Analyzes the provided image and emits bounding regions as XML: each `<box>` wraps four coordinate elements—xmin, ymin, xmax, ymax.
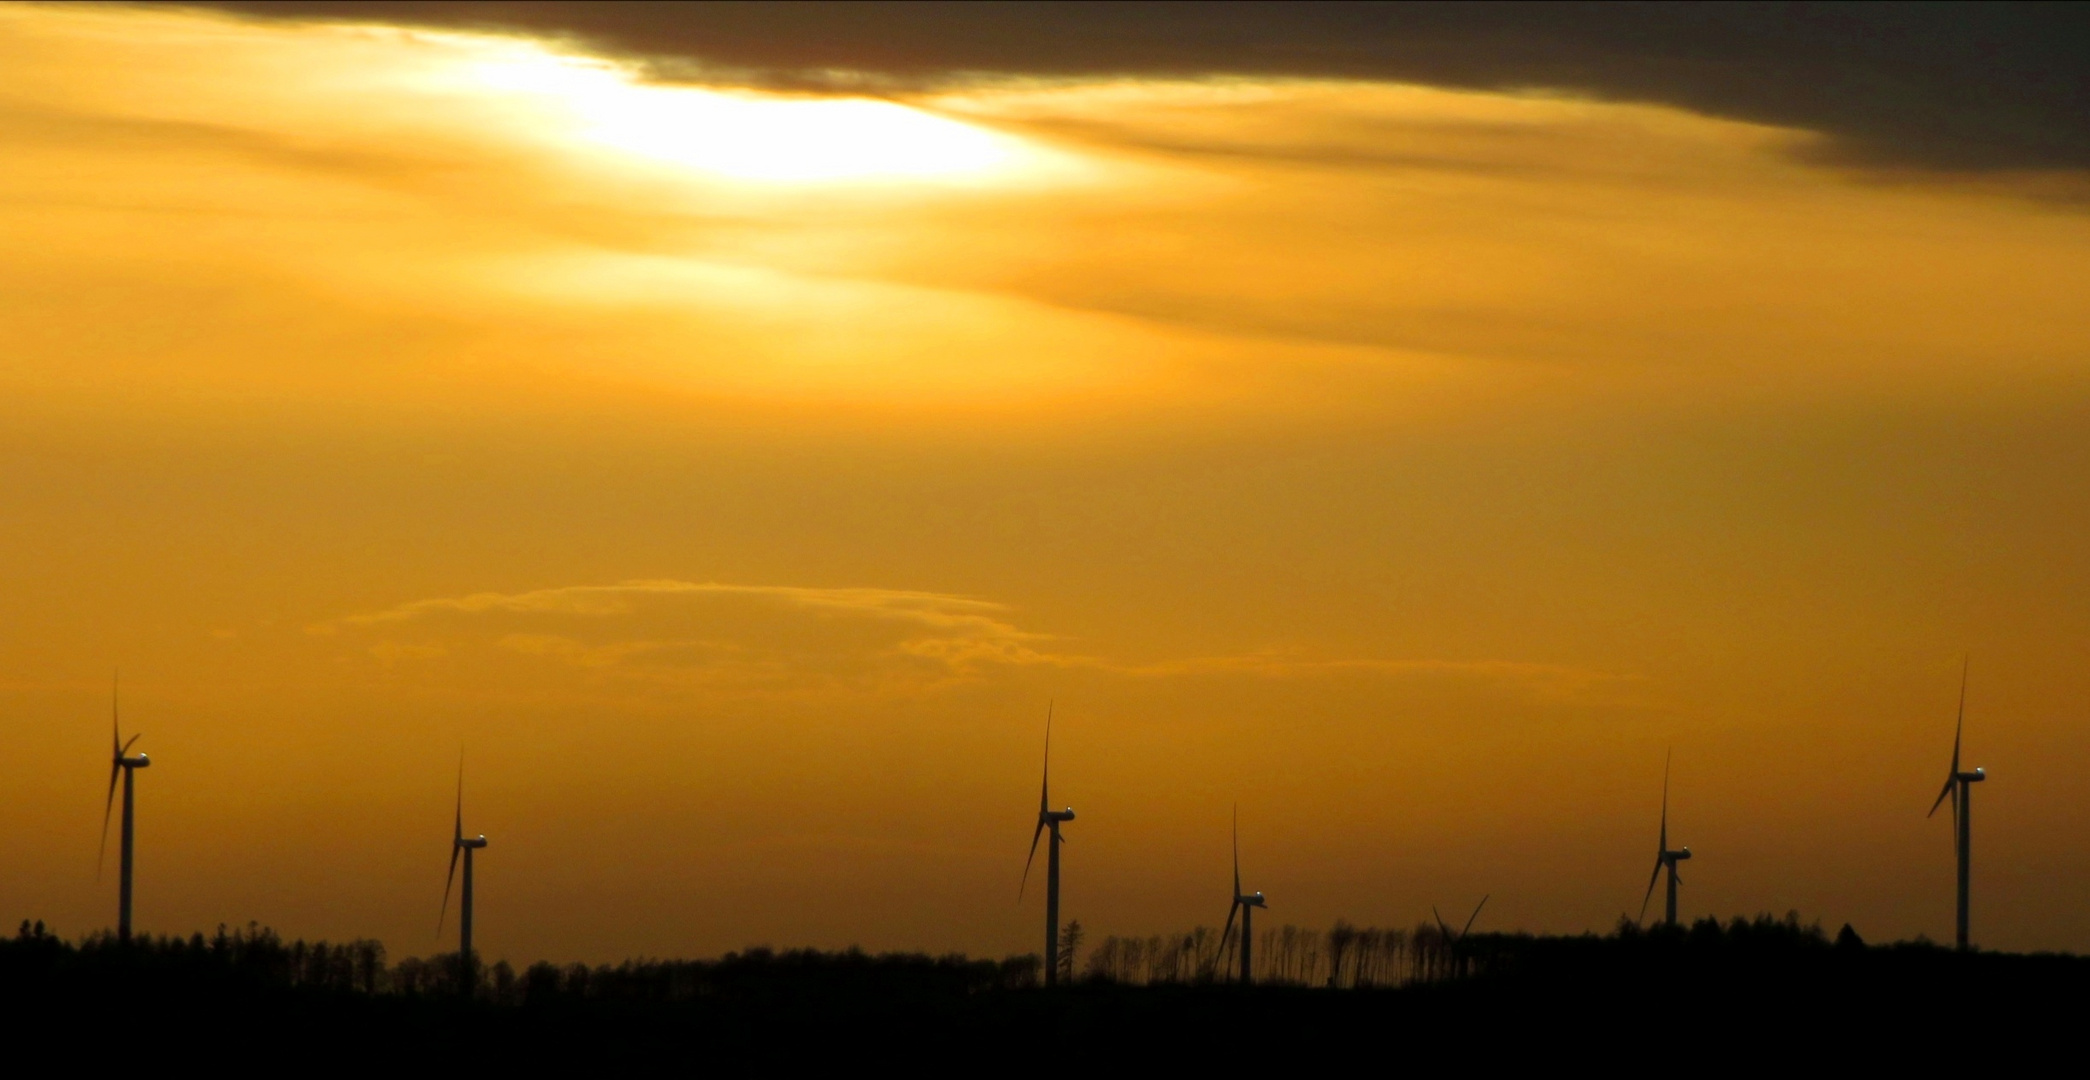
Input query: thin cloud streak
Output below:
<box><xmin>325</xmin><ymin>580</ymin><xmax>1626</xmax><ymax>700</ymax></box>
<box><xmin>331</xmin><ymin>580</ymin><xmax>1023</xmax><ymax>632</ymax></box>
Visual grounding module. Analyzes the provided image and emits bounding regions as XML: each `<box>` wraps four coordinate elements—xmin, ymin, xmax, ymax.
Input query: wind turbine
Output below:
<box><xmin>1928</xmin><ymin>658</ymin><xmax>1985</xmax><ymax>950</ymax></box>
<box><xmin>1432</xmin><ymin>895</ymin><xmax>1489</xmax><ymax>942</ymax></box>
<box><xmin>1431</xmin><ymin>895</ymin><xmax>1489</xmax><ymax>978</ymax></box>
<box><xmin>1640</xmin><ymin>751</ymin><xmax>1692</xmax><ymax>927</ymax></box>
<box><xmin>1020</xmin><ymin>703</ymin><xmax>1075</xmax><ymax>986</ymax></box>
<box><xmin>98</xmin><ymin>671</ymin><xmax>150</xmax><ymax>943</ymax></box>
<box><xmin>1219</xmin><ymin>804</ymin><xmax>1267</xmax><ymax>985</ymax></box>
<box><xmin>438</xmin><ymin>757</ymin><xmax>490</xmax><ymax>989</ymax></box>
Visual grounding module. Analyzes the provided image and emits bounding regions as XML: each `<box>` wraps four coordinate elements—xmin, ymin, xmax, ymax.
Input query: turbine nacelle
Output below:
<box><xmin>1041</xmin><ymin>808</ymin><xmax>1075</xmax><ymax>824</ymax></box>
<box><xmin>457</xmin><ymin>835</ymin><xmax>488</xmax><ymax>849</ymax></box>
<box><xmin>1671</xmin><ymin>846</ymin><xmax>1692</xmax><ymax>861</ymax></box>
<box><xmin>119</xmin><ymin>753</ymin><xmax>150</xmax><ymax>768</ymax></box>
<box><xmin>1958</xmin><ymin>768</ymin><xmax>1986</xmax><ymax>783</ymax></box>
<box><xmin>1237</xmin><ymin>891</ymin><xmax>1267</xmax><ymax>908</ymax></box>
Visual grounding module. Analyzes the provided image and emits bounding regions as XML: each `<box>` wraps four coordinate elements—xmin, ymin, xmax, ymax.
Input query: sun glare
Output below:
<box><xmin>464</xmin><ymin>47</ymin><xmax>1019</xmax><ymax>183</ymax></box>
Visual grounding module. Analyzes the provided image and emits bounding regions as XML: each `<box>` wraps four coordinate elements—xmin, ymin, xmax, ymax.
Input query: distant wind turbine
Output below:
<box><xmin>1928</xmin><ymin>658</ymin><xmax>1985</xmax><ymax>950</ymax></box>
<box><xmin>98</xmin><ymin>671</ymin><xmax>151</xmax><ymax>944</ymax></box>
<box><xmin>1432</xmin><ymin>895</ymin><xmax>1489</xmax><ymax>943</ymax></box>
<box><xmin>438</xmin><ymin>756</ymin><xmax>490</xmax><ymax>989</ymax></box>
<box><xmin>1639</xmin><ymin>751</ymin><xmax>1692</xmax><ymax>927</ymax></box>
<box><xmin>1431</xmin><ymin>895</ymin><xmax>1489</xmax><ymax>979</ymax></box>
<box><xmin>1020</xmin><ymin>703</ymin><xmax>1075</xmax><ymax>987</ymax></box>
<box><xmin>1219</xmin><ymin>804</ymin><xmax>1267</xmax><ymax>985</ymax></box>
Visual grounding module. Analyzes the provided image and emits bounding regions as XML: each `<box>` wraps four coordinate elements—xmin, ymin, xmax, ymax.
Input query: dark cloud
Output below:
<box><xmin>176</xmin><ymin>1</ymin><xmax>2090</xmax><ymax>172</ymax></box>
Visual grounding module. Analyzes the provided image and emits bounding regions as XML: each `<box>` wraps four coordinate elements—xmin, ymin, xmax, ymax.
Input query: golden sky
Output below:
<box><xmin>3</xmin><ymin>4</ymin><xmax>2089</xmax><ymax>962</ymax></box>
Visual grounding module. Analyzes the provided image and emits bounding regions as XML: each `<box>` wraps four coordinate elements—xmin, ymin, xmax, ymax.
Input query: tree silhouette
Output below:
<box><xmin>1057</xmin><ymin>920</ymin><xmax>1084</xmax><ymax>983</ymax></box>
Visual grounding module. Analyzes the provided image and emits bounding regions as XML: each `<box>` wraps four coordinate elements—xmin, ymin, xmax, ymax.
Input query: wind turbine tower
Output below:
<box><xmin>1928</xmin><ymin>659</ymin><xmax>1986</xmax><ymax>950</ymax></box>
<box><xmin>1220</xmin><ymin>805</ymin><xmax>1267</xmax><ymax>985</ymax></box>
<box><xmin>439</xmin><ymin>759</ymin><xmax>491</xmax><ymax>989</ymax></box>
<box><xmin>1021</xmin><ymin>704</ymin><xmax>1076</xmax><ymax>986</ymax></box>
<box><xmin>99</xmin><ymin>672</ymin><xmax>151</xmax><ymax>943</ymax></box>
<box><xmin>1640</xmin><ymin>751</ymin><xmax>1692</xmax><ymax>927</ymax></box>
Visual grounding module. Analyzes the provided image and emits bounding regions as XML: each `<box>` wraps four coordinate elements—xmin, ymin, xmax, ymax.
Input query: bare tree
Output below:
<box><xmin>1057</xmin><ymin>920</ymin><xmax>1084</xmax><ymax>983</ymax></box>
<box><xmin>1191</xmin><ymin>926</ymin><xmax>1218</xmax><ymax>983</ymax></box>
<box><xmin>1083</xmin><ymin>935</ymin><xmax>1116</xmax><ymax>983</ymax></box>
<box><xmin>1325</xmin><ymin>920</ymin><xmax>1357</xmax><ymax>988</ymax></box>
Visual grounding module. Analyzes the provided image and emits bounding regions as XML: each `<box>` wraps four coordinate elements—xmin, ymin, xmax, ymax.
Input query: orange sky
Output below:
<box><xmin>3</xmin><ymin>4</ymin><xmax>2088</xmax><ymax>963</ymax></box>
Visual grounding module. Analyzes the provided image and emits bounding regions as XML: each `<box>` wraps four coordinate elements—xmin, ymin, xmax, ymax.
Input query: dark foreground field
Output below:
<box><xmin>4</xmin><ymin>917</ymin><xmax>2080</xmax><ymax>1070</ymax></box>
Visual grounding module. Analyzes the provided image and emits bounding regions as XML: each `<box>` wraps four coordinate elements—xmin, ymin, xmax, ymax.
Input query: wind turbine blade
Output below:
<box><xmin>97</xmin><ymin>760</ymin><xmax>120</xmax><ymax>880</ymax></box>
<box><xmin>438</xmin><ymin>842</ymin><xmax>460</xmax><ymax>936</ymax></box>
<box><xmin>120</xmin><ymin>734</ymin><xmax>141</xmax><ymax>756</ymax></box>
<box><xmin>1018</xmin><ymin>821</ymin><xmax>1045</xmax><ymax>901</ymax></box>
<box><xmin>1220</xmin><ymin>899</ymin><xmax>1240</xmax><ymax>972</ymax></box>
<box><xmin>453</xmin><ymin>754</ymin><xmax>465</xmax><ymax>845</ymax></box>
<box><xmin>1461</xmin><ymin>895</ymin><xmax>1489</xmax><ymax>939</ymax></box>
<box><xmin>440</xmin><ymin>751</ymin><xmax>465</xmax><ymax>936</ymax></box>
<box><xmin>1928</xmin><ymin>775</ymin><xmax>1955</xmax><ymax>818</ymax></box>
<box><xmin>1659</xmin><ymin>750</ymin><xmax>1671</xmax><ymax>852</ymax></box>
<box><xmin>1432</xmin><ymin>906</ymin><xmax>1452</xmax><ymax>938</ymax></box>
<box><xmin>1639</xmin><ymin>860</ymin><xmax>1662</xmax><ymax>922</ymax></box>
<box><xmin>99</xmin><ymin>670</ymin><xmax>121</xmax><ymax>879</ymax></box>
<box><xmin>1039</xmin><ymin>701</ymin><xmax>1052</xmax><ymax>813</ymax></box>
<box><xmin>1951</xmin><ymin>656</ymin><xmax>1967</xmax><ymax>775</ymax></box>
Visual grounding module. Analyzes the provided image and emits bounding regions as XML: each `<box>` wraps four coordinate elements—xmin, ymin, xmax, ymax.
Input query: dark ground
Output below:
<box><xmin>3</xmin><ymin>918</ymin><xmax>2079</xmax><ymax>1071</ymax></box>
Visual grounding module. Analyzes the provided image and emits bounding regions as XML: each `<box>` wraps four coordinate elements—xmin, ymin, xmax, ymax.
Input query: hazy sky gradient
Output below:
<box><xmin>3</xmin><ymin>4</ymin><xmax>2088</xmax><ymax>963</ymax></box>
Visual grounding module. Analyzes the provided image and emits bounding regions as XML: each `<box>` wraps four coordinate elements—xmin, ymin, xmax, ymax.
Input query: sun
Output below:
<box><xmin>461</xmin><ymin>45</ymin><xmax>1021</xmax><ymax>183</ymax></box>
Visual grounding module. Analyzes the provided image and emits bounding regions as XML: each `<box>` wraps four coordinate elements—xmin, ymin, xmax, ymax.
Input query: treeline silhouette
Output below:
<box><xmin>4</xmin><ymin>915</ymin><xmax>2082</xmax><ymax>1067</ymax></box>
<box><xmin>0</xmin><ymin>915</ymin><xmax>1489</xmax><ymax>1001</ymax></box>
<box><xmin>1</xmin><ymin>918</ymin><xmax>1039</xmax><ymax>1002</ymax></box>
<box><xmin>1083</xmin><ymin>917</ymin><xmax>1484</xmax><ymax>985</ymax></box>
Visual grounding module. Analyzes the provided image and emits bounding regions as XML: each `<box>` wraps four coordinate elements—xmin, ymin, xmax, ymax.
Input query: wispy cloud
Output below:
<box><xmin>319</xmin><ymin>579</ymin><xmax>1073</xmax><ymax>692</ymax></box>
<box><xmin>321</xmin><ymin>579</ymin><xmax>1629</xmax><ymax>702</ymax></box>
<box><xmin>330</xmin><ymin>579</ymin><xmax>1029</xmax><ymax>634</ymax></box>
